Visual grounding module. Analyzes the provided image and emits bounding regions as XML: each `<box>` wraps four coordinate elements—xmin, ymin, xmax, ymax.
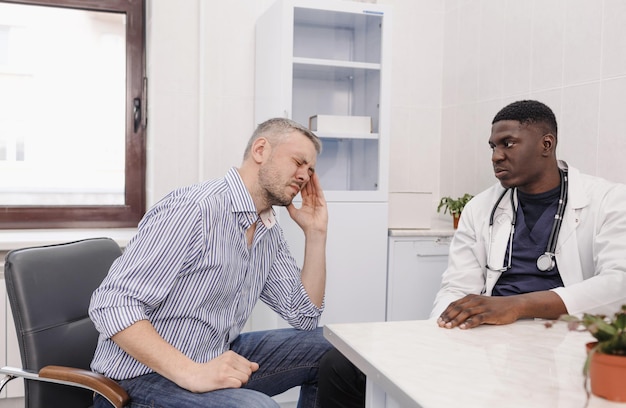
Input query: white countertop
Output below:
<box><xmin>324</xmin><ymin>319</ymin><xmax>625</xmax><ymax>408</ymax></box>
<box><xmin>389</xmin><ymin>218</ymin><xmax>456</xmax><ymax>237</ymax></box>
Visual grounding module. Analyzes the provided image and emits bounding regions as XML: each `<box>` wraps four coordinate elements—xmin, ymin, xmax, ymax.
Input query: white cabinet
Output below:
<box><xmin>255</xmin><ymin>0</ymin><xmax>392</xmax><ymax>202</ymax></box>
<box><xmin>255</xmin><ymin>0</ymin><xmax>392</xmax><ymax>326</ymax></box>
<box><xmin>0</xmin><ymin>275</ymin><xmax>25</xmax><ymax>399</ymax></box>
<box><xmin>386</xmin><ymin>235</ymin><xmax>451</xmax><ymax>321</ymax></box>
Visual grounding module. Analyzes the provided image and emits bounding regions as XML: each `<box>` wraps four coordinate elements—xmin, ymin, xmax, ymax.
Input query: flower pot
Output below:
<box><xmin>586</xmin><ymin>342</ymin><xmax>626</xmax><ymax>402</ymax></box>
<box><xmin>452</xmin><ymin>213</ymin><xmax>460</xmax><ymax>229</ymax></box>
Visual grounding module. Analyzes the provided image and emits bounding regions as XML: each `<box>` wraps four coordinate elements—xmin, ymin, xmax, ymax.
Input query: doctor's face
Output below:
<box><xmin>489</xmin><ymin>120</ymin><xmax>548</xmax><ymax>193</ymax></box>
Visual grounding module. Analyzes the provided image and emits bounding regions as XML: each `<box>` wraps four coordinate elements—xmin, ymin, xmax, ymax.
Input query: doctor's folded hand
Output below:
<box><xmin>436</xmin><ymin>279</ymin><xmax>568</xmax><ymax>330</ymax></box>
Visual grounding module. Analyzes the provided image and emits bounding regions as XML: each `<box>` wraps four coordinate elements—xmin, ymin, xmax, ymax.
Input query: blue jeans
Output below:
<box><xmin>94</xmin><ymin>327</ymin><xmax>332</xmax><ymax>408</ymax></box>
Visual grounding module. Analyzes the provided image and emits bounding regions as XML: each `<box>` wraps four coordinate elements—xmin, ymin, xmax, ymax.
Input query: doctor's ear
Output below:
<box><xmin>541</xmin><ymin>134</ymin><xmax>556</xmax><ymax>155</ymax></box>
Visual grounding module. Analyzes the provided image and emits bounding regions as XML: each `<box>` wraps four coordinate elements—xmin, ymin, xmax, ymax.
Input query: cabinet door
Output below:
<box><xmin>255</xmin><ymin>0</ymin><xmax>391</xmax><ymax>202</ymax></box>
<box><xmin>246</xmin><ymin>203</ymin><xmax>388</xmax><ymax>329</ymax></box>
<box><xmin>279</xmin><ymin>202</ymin><xmax>388</xmax><ymax>325</ymax></box>
<box><xmin>387</xmin><ymin>237</ymin><xmax>450</xmax><ymax>321</ymax></box>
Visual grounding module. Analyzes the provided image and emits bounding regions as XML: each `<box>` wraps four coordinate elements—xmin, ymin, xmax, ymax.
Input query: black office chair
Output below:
<box><xmin>0</xmin><ymin>238</ymin><xmax>130</xmax><ymax>408</ymax></box>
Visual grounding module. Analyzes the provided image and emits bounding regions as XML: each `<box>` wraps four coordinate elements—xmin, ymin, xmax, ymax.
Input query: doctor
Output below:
<box><xmin>318</xmin><ymin>100</ymin><xmax>626</xmax><ymax>407</ymax></box>
<box><xmin>433</xmin><ymin>99</ymin><xmax>626</xmax><ymax>329</ymax></box>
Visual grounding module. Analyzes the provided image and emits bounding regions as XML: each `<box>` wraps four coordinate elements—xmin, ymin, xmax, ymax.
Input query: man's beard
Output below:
<box><xmin>259</xmin><ymin>164</ymin><xmax>295</xmax><ymax>207</ymax></box>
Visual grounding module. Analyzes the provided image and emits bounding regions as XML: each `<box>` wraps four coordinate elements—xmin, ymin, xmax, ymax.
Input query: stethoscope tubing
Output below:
<box><xmin>487</xmin><ymin>168</ymin><xmax>568</xmax><ymax>272</ymax></box>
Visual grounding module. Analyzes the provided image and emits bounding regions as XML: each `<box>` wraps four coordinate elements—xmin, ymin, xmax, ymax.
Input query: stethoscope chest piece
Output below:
<box><xmin>536</xmin><ymin>253</ymin><xmax>555</xmax><ymax>271</ymax></box>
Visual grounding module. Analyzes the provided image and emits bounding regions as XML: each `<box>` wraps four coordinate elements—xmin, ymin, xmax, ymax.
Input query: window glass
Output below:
<box><xmin>0</xmin><ymin>3</ymin><xmax>125</xmax><ymax>205</ymax></box>
<box><xmin>0</xmin><ymin>0</ymin><xmax>145</xmax><ymax>229</ymax></box>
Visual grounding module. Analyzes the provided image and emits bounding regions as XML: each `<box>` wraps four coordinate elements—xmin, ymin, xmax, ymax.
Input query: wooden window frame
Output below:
<box><xmin>0</xmin><ymin>0</ymin><xmax>146</xmax><ymax>229</ymax></box>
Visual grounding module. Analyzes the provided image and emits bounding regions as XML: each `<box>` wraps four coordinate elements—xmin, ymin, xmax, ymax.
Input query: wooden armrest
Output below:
<box><xmin>39</xmin><ymin>365</ymin><xmax>129</xmax><ymax>408</ymax></box>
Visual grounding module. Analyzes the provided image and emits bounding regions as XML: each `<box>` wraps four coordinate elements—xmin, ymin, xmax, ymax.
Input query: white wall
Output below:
<box><xmin>146</xmin><ymin>0</ymin><xmax>276</xmax><ymax>205</ymax></box>
<box><xmin>440</xmin><ymin>0</ymin><xmax>626</xmax><ymax>200</ymax></box>
<box><xmin>146</xmin><ymin>0</ymin><xmax>626</xmax><ymax>226</ymax></box>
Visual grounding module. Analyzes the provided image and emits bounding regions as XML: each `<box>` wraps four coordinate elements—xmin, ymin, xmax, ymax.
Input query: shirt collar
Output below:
<box><xmin>224</xmin><ymin>167</ymin><xmax>276</xmax><ymax>229</ymax></box>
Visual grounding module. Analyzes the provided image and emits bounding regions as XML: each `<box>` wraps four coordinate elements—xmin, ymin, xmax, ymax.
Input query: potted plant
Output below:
<box><xmin>436</xmin><ymin>193</ymin><xmax>473</xmax><ymax>229</ymax></box>
<box><xmin>558</xmin><ymin>305</ymin><xmax>626</xmax><ymax>402</ymax></box>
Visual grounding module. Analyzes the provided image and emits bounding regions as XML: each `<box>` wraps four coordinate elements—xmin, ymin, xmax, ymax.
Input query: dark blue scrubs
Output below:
<box><xmin>492</xmin><ymin>185</ymin><xmax>564</xmax><ymax>296</ymax></box>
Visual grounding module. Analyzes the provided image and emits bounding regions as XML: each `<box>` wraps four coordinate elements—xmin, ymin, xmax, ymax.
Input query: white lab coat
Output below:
<box><xmin>431</xmin><ymin>161</ymin><xmax>626</xmax><ymax>318</ymax></box>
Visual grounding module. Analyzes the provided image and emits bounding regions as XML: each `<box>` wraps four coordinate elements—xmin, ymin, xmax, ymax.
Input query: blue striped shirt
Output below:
<box><xmin>89</xmin><ymin>167</ymin><xmax>323</xmax><ymax>380</ymax></box>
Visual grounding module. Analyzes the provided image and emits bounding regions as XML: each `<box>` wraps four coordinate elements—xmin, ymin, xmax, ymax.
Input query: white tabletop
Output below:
<box><xmin>324</xmin><ymin>319</ymin><xmax>626</xmax><ymax>408</ymax></box>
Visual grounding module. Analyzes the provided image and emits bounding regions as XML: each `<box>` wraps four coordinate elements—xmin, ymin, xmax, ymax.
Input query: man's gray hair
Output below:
<box><xmin>243</xmin><ymin>118</ymin><xmax>322</xmax><ymax>160</ymax></box>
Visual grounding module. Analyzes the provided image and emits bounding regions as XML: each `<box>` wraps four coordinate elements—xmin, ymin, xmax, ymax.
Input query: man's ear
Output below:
<box><xmin>541</xmin><ymin>133</ymin><xmax>556</xmax><ymax>156</ymax></box>
<box><xmin>250</xmin><ymin>137</ymin><xmax>270</xmax><ymax>163</ymax></box>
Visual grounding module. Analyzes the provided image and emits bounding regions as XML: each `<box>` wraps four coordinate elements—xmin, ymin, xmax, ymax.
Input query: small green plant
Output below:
<box><xmin>558</xmin><ymin>304</ymin><xmax>626</xmax><ymax>373</ymax></box>
<box><xmin>436</xmin><ymin>193</ymin><xmax>474</xmax><ymax>216</ymax></box>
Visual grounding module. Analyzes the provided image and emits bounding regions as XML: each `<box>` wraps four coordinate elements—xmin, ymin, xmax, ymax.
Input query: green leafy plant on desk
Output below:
<box><xmin>556</xmin><ymin>305</ymin><xmax>626</xmax><ymax>402</ymax></box>
<box><xmin>436</xmin><ymin>193</ymin><xmax>473</xmax><ymax>229</ymax></box>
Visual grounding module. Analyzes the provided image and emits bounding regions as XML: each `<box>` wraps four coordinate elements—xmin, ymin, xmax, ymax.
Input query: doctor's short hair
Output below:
<box><xmin>492</xmin><ymin>100</ymin><xmax>558</xmax><ymax>138</ymax></box>
<box><xmin>243</xmin><ymin>117</ymin><xmax>322</xmax><ymax>160</ymax></box>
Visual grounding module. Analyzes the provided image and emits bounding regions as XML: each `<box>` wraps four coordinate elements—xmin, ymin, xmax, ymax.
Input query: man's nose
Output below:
<box><xmin>296</xmin><ymin>167</ymin><xmax>310</xmax><ymax>181</ymax></box>
<box><xmin>491</xmin><ymin>147</ymin><xmax>505</xmax><ymax>162</ymax></box>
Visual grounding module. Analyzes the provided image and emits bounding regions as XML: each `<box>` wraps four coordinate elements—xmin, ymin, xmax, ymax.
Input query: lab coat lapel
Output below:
<box><xmin>555</xmin><ymin>165</ymin><xmax>587</xmax><ymax>286</ymax></box>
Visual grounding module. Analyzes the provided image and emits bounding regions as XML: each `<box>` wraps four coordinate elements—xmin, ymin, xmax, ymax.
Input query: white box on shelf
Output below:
<box><xmin>309</xmin><ymin>115</ymin><xmax>372</xmax><ymax>134</ymax></box>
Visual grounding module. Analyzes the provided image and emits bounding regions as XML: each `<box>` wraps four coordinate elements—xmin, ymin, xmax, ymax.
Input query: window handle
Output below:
<box><xmin>133</xmin><ymin>97</ymin><xmax>141</xmax><ymax>133</ymax></box>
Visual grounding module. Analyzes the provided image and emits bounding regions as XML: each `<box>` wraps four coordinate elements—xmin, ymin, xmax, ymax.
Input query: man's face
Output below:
<box><xmin>488</xmin><ymin>120</ymin><xmax>547</xmax><ymax>193</ymax></box>
<box><xmin>258</xmin><ymin>130</ymin><xmax>317</xmax><ymax>207</ymax></box>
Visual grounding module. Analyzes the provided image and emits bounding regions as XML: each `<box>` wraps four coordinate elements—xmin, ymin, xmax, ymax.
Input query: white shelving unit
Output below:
<box><xmin>253</xmin><ymin>0</ymin><xmax>392</xmax><ymax>331</ymax></box>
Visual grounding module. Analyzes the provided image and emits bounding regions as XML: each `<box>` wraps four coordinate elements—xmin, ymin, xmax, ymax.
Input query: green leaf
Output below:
<box><xmin>582</xmin><ymin>314</ymin><xmax>616</xmax><ymax>341</ymax></box>
<box><xmin>615</xmin><ymin>312</ymin><xmax>626</xmax><ymax>330</ymax></box>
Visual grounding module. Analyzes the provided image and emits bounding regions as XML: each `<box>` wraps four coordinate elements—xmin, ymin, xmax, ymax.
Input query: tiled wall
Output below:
<box><xmin>440</xmin><ymin>0</ymin><xmax>626</xmax><ymax>198</ymax></box>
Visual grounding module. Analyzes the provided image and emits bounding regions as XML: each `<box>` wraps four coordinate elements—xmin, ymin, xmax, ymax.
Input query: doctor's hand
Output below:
<box><xmin>436</xmin><ymin>294</ymin><xmax>522</xmax><ymax>329</ymax></box>
<box><xmin>437</xmin><ymin>291</ymin><xmax>567</xmax><ymax>329</ymax></box>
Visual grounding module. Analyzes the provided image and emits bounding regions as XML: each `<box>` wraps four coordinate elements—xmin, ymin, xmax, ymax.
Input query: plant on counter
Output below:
<box><xmin>557</xmin><ymin>305</ymin><xmax>626</xmax><ymax>402</ymax></box>
<box><xmin>436</xmin><ymin>193</ymin><xmax>474</xmax><ymax>228</ymax></box>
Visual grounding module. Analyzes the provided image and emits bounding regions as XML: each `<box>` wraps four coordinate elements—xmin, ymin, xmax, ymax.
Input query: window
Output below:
<box><xmin>0</xmin><ymin>0</ymin><xmax>146</xmax><ymax>229</ymax></box>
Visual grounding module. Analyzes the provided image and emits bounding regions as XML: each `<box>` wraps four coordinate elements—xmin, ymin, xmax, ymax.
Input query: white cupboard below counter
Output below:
<box><xmin>386</xmin><ymin>228</ymin><xmax>454</xmax><ymax>321</ymax></box>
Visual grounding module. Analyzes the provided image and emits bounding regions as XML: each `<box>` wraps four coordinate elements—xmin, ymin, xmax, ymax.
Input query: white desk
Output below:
<box><xmin>323</xmin><ymin>319</ymin><xmax>626</xmax><ymax>408</ymax></box>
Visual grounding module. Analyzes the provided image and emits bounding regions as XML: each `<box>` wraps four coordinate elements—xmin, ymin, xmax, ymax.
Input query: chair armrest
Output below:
<box><xmin>39</xmin><ymin>366</ymin><xmax>129</xmax><ymax>408</ymax></box>
<box><xmin>0</xmin><ymin>366</ymin><xmax>129</xmax><ymax>408</ymax></box>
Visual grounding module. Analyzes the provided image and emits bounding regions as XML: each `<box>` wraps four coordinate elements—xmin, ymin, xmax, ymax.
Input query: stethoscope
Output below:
<box><xmin>486</xmin><ymin>168</ymin><xmax>568</xmax><ymax>272</ymax></box>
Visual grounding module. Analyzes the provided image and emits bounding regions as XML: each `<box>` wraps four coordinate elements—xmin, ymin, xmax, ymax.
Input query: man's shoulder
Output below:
<box><xmin>152</xmin><ymin>177</ymin><xmax>231</xmax><ymax>216</ymax></box>
<box><xmin>172</xmin><ymin>178</ymin><xmax>228</xmax><ymax>199</ymax></box>
<box><xmin>574</xmin><ymin>168</ymin><xmax>626</xmax><ymax>195</ymax></box>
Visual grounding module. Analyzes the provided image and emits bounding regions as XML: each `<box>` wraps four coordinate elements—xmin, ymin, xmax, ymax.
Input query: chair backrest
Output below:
<box><xmin>4</xmin><ymin>238</ymin><xmax>122</xmax><ymax>408</ymax></box>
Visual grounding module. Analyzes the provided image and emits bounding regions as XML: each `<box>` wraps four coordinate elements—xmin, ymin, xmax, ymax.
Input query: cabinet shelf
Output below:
<box><xmin>293</xmin><ymin>59</ymin><xmax>380</xmax><ymax>83</ymax></box>
<box><xmin>316</xmin><ymin>132</ymin><xmax>379</xmax><ymax>140</ymax></box>
<box><xmin>293</xmin><ymin>57</ymin><xmax>380</xmax><ymax>71</ymax></box>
